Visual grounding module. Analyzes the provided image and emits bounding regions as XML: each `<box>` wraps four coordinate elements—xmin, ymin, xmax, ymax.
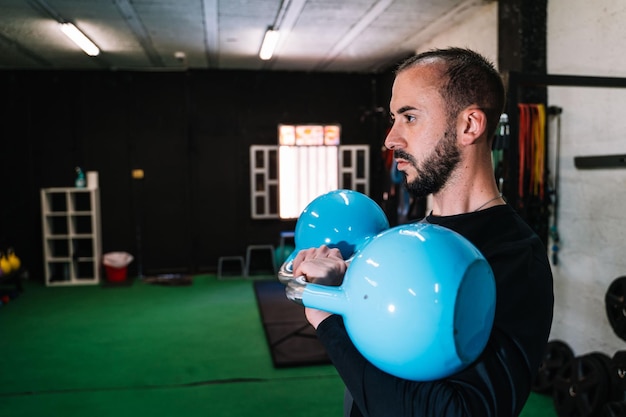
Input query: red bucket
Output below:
<box><xmin>103</xmin><ymin>252</ymin><xmax>133</xmax><ymax>283</ymax></box>
<box><xmin>105</xmin><ymin>265</ymin><xmax>128</xmax><ymax>282</ymax></box>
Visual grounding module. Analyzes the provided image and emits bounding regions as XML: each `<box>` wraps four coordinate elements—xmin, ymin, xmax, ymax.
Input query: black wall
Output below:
<box><xmin>0</xmin><ymin>69</ymin><xmax>392</xmax><ymax>280</ymax></box>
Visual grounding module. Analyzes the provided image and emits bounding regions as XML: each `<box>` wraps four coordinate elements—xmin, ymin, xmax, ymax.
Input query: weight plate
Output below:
<box><xmin>592</xmin><ymin>352</ymin><xmax>623</xmax><ymax>403</ymax></box>
<box><xmin>611</xmin><ymin>351</ymin><xmax>626</xmax><ymax>396</ymax></box>
<box><xmin>553</xmin><ymin>353</ymin><xmax>612</xmax><ymax>417</ymax></box>
<box><xmin>606</xmin><ymin>277</ymin><xmax>626</xmax><ymax>342</ymax></box>
<box><xmin>533</xmin><ymin>340</ymin><xmax>575</xmax><ymax>394</ymax></box>
<box><xmin>601</xmin><ymin>401</ymin><xmax>626</xmax><ymax>417</ymax></box>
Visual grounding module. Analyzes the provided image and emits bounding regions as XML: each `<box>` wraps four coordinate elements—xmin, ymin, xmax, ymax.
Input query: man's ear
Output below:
<box><xmin>458</xmin><ymin>108</ymin><xmax>487</xmax><ymax>146</ymax></box>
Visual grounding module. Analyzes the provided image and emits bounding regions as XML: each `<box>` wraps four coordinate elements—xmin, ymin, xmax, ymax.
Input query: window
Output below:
<box><xmin>250</xmin><ymin>124</ymin><xmax>369</xmax><ymax>219</ymax></box>
<box><xmin>249</xmin><ymin>146</ymin><xmax>278</xmax><ymax>219</ymax></box>
<box><xmin>278</xmin><ymin>145</ymin><xmax>339</xmax><ymax>219</ymax></box>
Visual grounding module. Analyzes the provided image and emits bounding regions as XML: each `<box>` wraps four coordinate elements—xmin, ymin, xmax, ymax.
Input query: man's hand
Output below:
<box><xmin>292</xmin><ymin>245</ymin><xmax>347</xmax><ymax>329</ymax></box>
<box><xmin>292</xmin><ymin>245</ymin><xmax>347</xmax><ymax>286</ymax></box>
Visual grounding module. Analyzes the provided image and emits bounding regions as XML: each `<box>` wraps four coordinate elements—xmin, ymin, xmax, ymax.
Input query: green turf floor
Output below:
<box><xmin>0</xmin><ymin>275</ymin><xmax>556</xmax><ymax>416</ymax></box>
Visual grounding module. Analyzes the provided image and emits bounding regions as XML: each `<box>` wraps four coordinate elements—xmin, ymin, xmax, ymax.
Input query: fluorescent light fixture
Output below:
<box><xmin>259</xmin><ymin>28</ymin><xmax>279</xmax><ymax>60</ymax></box>
<box><xmin>59</xmin><ymin>22</ymin><xmax>100</xmax><ymax>56</ymax></box>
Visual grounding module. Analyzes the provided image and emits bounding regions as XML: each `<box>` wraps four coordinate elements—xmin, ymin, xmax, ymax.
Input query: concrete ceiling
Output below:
<box><xmin>0</xmin><ymin>0</ymin><xmax>490</xmax><ymax>73</ymax></box>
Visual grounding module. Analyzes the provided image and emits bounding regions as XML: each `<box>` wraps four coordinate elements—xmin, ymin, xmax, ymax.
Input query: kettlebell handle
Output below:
<box><xmin>285</xmin><ymin>275</ymin><xmax>307</xmax><ymax>305</ymax></box>
<box><xmin>277</xmin><ymin>258</ymin><xmax>295</xmax><ymax>285</ymax></box>
<box><xmin>286</xmin><ymin>275</ymin><xmax>347</xmax><ymax>315</ymax></box>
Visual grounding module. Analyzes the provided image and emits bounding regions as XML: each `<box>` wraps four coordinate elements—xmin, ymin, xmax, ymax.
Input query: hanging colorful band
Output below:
<box><xmin>518</xmin><ymin>103</ymin><xmax>547</xmax><ymax>203</ymax></box>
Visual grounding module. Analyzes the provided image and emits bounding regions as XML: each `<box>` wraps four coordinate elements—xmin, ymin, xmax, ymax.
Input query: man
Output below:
<box><xmin>292</xmin><ymin>48</ymin><xmax>554</xmax><ymax>416</ymax></box>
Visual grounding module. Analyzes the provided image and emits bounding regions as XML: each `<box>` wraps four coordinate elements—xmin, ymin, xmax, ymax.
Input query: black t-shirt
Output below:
<box><xmin>316</xmin><ymin>204</ymin><xmax>554</xmax><ymax>417</ymax></box>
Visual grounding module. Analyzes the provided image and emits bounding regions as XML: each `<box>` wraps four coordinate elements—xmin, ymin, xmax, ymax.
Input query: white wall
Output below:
<box><xmin>547</xmin><ymin>0</ymin><xmax>626</xmax><ymax>356</ymax></box>
<box><xmin>416</xmin><ymin>1</ymin><xmax>498</xmax><ymax>68</ymax></box>
<box><xmin>415</xmin><ymin>0</ymin><xmax>626</xmax><ymax>356</ymax></box>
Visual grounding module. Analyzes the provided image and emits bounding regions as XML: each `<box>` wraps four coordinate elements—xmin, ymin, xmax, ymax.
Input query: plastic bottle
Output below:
<box><xmin>75</xmin><ymin>167</ymin><xmax>86</xmax><ymax>188</ymax></box>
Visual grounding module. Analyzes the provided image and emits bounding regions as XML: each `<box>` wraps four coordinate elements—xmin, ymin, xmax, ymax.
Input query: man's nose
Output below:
<box><xmin>384</xmin><ymin>125</ymin><xmax>402</xmax><ymax>150</ymax></box>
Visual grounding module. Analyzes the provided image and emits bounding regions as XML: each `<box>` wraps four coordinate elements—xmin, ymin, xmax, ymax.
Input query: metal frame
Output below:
<box><xmin>250</xmin><ymin>144</ymin><xmax>371</xmax><ymax>219</ymax></box>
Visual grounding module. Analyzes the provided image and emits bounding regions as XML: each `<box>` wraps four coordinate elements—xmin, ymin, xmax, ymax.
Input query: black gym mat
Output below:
<box><xmin>253</xmin><ymin>280</ymin><xmax>331</xmax><ymax>368</ymax></box>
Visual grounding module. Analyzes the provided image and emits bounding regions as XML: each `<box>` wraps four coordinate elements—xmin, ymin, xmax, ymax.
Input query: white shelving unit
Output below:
<box><xmin>40</xmin><ymin>187</ymin><xmax>102</xmax><ymax>286</ymax></box>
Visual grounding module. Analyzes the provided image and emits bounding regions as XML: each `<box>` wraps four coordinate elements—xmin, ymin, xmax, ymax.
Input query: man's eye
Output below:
<box><xmin>405</xmin><ymin>115</ymin><xmax>416</xmax><ymax>122</ymax></box>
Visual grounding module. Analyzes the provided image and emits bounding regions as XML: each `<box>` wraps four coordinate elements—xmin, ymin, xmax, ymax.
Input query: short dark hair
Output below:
<box><xmin>397</xmin><ymin>47</ymin><xmax>506</xmax><ymax>140</ymax></box>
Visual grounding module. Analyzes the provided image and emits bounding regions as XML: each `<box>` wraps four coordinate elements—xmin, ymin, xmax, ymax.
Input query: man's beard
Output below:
<box><xmin>394</xmin><ymin>127</ymin><xmax>461</xmax><ymax>198</ymax></box>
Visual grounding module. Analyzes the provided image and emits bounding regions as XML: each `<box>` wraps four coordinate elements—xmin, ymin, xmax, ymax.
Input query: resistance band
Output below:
<box><xmin>517</xmin><ymin>103</ymin><xmax>547</xmax><ymax>201</ymax></box>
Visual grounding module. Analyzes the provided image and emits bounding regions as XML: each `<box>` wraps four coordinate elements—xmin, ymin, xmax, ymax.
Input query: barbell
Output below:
<box><xmin>279</xmin><ymin>189</ymin><xmax>497</xmax><ymax>381</ymax></box>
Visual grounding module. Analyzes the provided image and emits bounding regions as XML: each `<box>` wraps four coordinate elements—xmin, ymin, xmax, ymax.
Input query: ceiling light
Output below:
<box><xmin>259</xmin><ymin>28</ymin><xmax>280</xmax><ymax>60</ymax></box>
<box><xmin>59</xmin><ymin>22</ymin><xmax>100</xmax><ymax>56</ymax></box>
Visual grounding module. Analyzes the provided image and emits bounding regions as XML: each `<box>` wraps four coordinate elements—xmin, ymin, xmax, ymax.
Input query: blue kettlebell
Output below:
<box><xmin>278</xmin><ymin>189</ymin><xmax>389</xmax><ymax>284</ymax></box>
<box><xmin>287</xmin><ymin>222</ymin><xmax>496</xmax><ymax>381</ymax></box>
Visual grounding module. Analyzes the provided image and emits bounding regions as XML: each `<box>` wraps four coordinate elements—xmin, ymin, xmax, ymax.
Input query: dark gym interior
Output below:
<box><xmin>0</xmin><ymin>68</ymin><xmax>395</xmax><ymax>278</ymax></box>
<box><xmin>3</xmin><ymin>1</ymin><xmax>626</xmax><ymax>416</ymax></box>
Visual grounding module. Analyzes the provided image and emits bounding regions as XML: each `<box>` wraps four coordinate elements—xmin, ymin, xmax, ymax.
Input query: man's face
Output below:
<box><xmin>384</xmin><ymin>65</ymin><xmax>461</xmax><ymax>197</ymax></box>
